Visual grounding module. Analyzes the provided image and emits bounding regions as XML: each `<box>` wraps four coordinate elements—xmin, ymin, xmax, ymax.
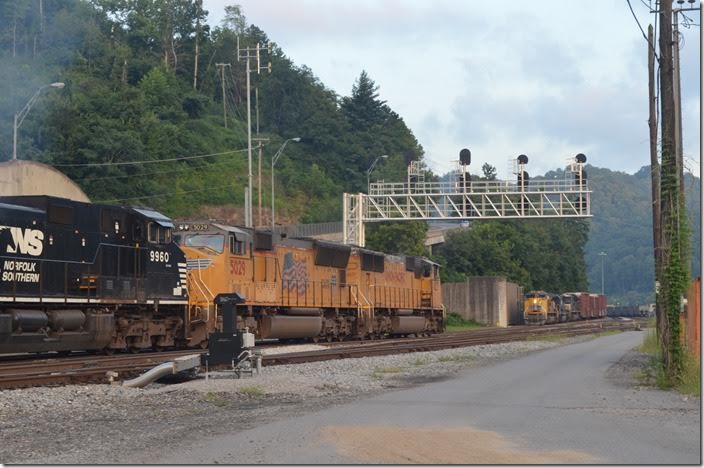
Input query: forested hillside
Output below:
<box><xmin>580</xmin><ymin>165</ymin><xmax>701</xmax><ymax>306</ymax></box>
<box><xmin>0</xmin><ymin>1</ymin><xmax>424</xmax><ymax>223</ymax></box>
<box><xmin>2</xmin><ymin>1</ymin><xmax>692</xmax><ymax>307</ymax></box>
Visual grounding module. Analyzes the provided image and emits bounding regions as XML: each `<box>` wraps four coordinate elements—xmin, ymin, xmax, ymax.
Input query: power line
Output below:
<box><xmin>74</xmin><ymin>157</ymin><xmax>242</xmax><ymax>183</ymax></box>
<box><xmin>95</xmin><ymin>182</ymin><xmax>240</xmax><ymax>204</ymax></box>
<box><xmin>52</xmin><ymin>148</ymin><xmax>251</xmax><ymax>168</ymax></box>
<box><xmin>627</xmin><ymin>0</ymin><xmax>660</xmax><ymax>62</ymax></box>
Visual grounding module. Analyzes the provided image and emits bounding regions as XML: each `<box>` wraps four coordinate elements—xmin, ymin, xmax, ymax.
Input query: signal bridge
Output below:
<box><xmin>343</xmin><ymin>153</ymin><xmax>592</xmax><ymax>247</ymax></box>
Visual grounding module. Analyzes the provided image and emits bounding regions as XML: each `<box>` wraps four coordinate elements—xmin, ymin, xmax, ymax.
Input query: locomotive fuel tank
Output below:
<box><xmin>48</xmin><ymin>310</ymin><xmax>86</xmax><ymax>331</ymax></box>
<box><xmin>259</xmin><ymin>315</ymin><xmax>323</xmax><ymax>339</ymax></box>
<box><xmin>9</xmin><ymin>309</ymin><xmax>48</xmax><ymax>332</ymax></box>
<box><xmin>391</xmin><ymin>316</ymin><xmax>426</xmax><ymax>334</ymax></box>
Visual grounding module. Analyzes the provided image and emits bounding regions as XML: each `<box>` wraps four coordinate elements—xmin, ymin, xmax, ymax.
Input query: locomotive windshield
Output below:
<box><xmin>184</xmin><ymin>234</ymin><xmax>224</xmax><ymax>253</ymax></box>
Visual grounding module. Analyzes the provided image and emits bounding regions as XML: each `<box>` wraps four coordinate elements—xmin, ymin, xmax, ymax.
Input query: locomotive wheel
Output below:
<box><xmin>102</xmin><ymin>348</ymin><xmax>115</xmax><ymax>355</ymax></box>
<box><xmin>312</xmin><ymin>337</ymin><xmax>320</xmax><ymax>343</ymax></box>
<box><xmin>326</xmin><ymin>335</ymin><xmax>333</xmax><ymax>343</ymax></box>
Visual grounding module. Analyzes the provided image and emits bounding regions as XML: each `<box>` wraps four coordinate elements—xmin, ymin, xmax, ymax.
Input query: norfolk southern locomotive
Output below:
<box><xmin>0</xmin><ymin>196</ymin><xmax>190</xmax><ymax>353</ymax></box>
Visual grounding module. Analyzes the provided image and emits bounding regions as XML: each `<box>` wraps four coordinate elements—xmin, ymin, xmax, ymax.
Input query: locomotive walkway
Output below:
<box><xmin>155</xmin><ymin>331</ymin><xmax>700</xmax><ymax>464</ymax></box>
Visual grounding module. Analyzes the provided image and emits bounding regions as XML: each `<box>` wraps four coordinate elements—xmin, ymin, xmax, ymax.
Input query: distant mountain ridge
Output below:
<box><xmin>546</xmin><ymin>165</ymin><xmax>701</xmax><ymax>305</ymax></box>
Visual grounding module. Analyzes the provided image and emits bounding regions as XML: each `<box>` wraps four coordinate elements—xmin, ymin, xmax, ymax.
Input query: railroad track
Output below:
<box><xmin>263</xmin><ymin>320</ymin><xmax>642</xmax><ymax>365</ymax></box>
<box><xmin>0</xmin><ymin>319</ymin><xmax>642</xmax><ymax>390</ymax></box>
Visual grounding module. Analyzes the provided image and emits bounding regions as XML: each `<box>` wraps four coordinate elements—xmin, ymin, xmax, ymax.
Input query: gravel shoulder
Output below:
<box><xmin>0</xmin><ymin>332</ymin><xmax>648</xmax><ymax>464</ymax></box>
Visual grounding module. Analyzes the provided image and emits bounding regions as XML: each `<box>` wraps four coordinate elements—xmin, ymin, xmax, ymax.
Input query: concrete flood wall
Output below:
<box><xmin>442</xmin><ymin>277</ymin><xmax>524</xmax><ymax>327</ymax></box>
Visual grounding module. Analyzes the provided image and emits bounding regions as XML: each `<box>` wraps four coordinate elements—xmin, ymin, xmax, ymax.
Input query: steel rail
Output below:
<box><xmin>0</xmin><ymin>320</ymin><xmax>641</xmax><ymax>389</ymax></box>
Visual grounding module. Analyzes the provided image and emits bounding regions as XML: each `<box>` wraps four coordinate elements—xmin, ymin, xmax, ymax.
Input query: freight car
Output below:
<box><xmin>524</xmin><ymin>290</ymin><xmax>607</xmax><ymax>325</ymax></box>
<box><xmin>0</xmin><ymin>195</ymin><xmax>193</xmax><ymax>354</ymax></box>
<box><xmin>175</xmin><ymin>221</ymin><xmax>445</xmax><ymax>342</ymax></box>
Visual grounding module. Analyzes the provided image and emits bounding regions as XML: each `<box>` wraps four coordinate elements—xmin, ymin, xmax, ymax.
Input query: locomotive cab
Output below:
<box><xmin>524</xmin><ymin>291</ymin><xmax>549</xmax><ymax>325</ymax></box>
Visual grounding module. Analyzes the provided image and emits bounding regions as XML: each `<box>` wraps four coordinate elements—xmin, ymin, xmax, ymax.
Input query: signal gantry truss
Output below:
<box><xmin>343</xmin><ymin>178</ymin><xmax>591</xmax><ymax>246</ymax></box>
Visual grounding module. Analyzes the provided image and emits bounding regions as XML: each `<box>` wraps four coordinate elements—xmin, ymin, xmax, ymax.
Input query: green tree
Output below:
<box><xmin>366</xmin><ymin>221</ymin><xmax>429</xmax><ymax>257</ymax></box>
<box><xmin>481</xmin><ymin>163</ymin><xmax>497</xmax><ymax>180</ymax></box>
<box><xmin>340</xmin><ymin>70</ymin><xmax>387</xmax><ymax>131</ymax></box>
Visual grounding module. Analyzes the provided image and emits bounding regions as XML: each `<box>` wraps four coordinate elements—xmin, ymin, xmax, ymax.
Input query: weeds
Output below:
<box><xmin>370</xmin><ymin>366</ymin><xmax>405</xmax><ymax>380</ymax></box>
<box><xmin>437</xmin><ymin>353</ymin><xmax>473</xmax><ymax>363</ymax></box>
<box><xmin>639</xmin><ymin>329</ymin><xmax>660</xmax><ymax>355</ymax></box>
<box><xmin>636</xmin><ymin>329</ymin><xmax>700</xmax><ymax>394</ymax></box>
<box><xmin>203</xmin><ymin>391</ymin><xmax>229</xmax><ymax>407</ymax></box>
<box><xmin>677</xmin><ymin>351</ymin><xmax>701</xmax><ymax>396</ymax></box>
<box><xmin>445</xmin><ymin>313</ymin><xmax>485</xmax><ymax>332</ymax></box>
<box><xmin>238</xmin><ymin>385</ymin><xmax>265</xmax><ymax>397</ymax></box>
<box><xmin>413</xmin><ymin>357</ymin><xmax>431</xmax><ymax>366</ymax></box>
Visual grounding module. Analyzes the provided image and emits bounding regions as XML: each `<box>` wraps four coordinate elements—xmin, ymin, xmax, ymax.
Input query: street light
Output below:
<box><xmin>271</xmin><ymin>137</ymin><xmax>301</xmax><ymax>230</ymax></box>
<box><xmin>599</xmin><ymin>251</ymin><xmax>607</xmax><ymax>295</ymax></box>
<box><xmin>366</xmin><ymin>154</ymin><xmax>388</xmax><ymax>192</ymax></box>
<box><xmin>13</xmin><ymin>82</ymin><xmax>65</xmax><ymax>161</ymax></box>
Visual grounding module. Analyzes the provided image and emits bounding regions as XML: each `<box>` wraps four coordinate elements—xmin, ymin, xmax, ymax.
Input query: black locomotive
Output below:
<box><xmin>0</xmin><ymin>196</ymin><xmax>188</xmax><ymax>353</ymax></box>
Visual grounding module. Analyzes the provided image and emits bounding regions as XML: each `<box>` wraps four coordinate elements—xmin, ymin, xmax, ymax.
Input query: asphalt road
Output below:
<box><xmin>154</xmin><ymin>331</ymin><xmax>700</xmax><ymax>464</ymax></box>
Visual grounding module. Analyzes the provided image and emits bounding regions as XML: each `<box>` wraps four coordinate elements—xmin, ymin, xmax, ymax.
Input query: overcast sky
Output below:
<box><xmin>203</xmin><ymin>0</ymin><xmax>700</xmax><ymax>178</ymax></box>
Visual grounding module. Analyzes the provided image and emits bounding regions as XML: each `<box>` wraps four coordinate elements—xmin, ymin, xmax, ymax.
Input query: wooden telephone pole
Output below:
<box><xmin>657</xmin><ymin>0</ymin><xmax>687</xmax><ymax>379</ymax></box>
<box><xmin>647</xmin><ymin>24</ymin><xmax>662</xmax><ymax>333</ymax></box>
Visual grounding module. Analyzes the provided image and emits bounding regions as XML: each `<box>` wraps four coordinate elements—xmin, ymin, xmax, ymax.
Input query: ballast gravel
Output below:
<box><xmin>0</xmin><ymin>337</ymin><xmax>578</xmax><ymax>464</ymax></box>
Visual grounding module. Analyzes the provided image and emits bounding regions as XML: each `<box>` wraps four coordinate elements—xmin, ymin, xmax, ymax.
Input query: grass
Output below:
<box><xmin>677</xmin><ymin>352</ymin><xmax>701</xmax><ymax>396</ymax></box>
<box><xmin>238</xmin><ymin>385</ymin><xmax>266</xmax><ymax>398</ymax></box>
<box><xmin>445</xmin><ymin>313</ymin><xmax>485</xmax><ymax>332</ymax></box>
<box><xmin>203</xmin><ymin>391</ymin><xmax>229</xmax><ymax>407</ymax></box>
<box><xmin>437</xmin><ymin>353</ymin><xmax>474</xmax><ymax>363</ymax></box>
<box><xmin>371</xmin><ymin>366</ymin><xmax>405</xmax><ymax>380</ymax></box>
<box><xmin>413</xmin><ymin>357</ymin><xmax>431</xmax><ymax>366</ymax></box>
<box><xmin>637</xmin><ymin>329</ymin><xmax>700</xmax><ymax>395</ymax></box>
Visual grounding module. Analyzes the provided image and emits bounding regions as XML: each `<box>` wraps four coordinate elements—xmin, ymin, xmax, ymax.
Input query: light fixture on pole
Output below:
<box><xmin>271</xmin><ymin>137</ymin><xmax>301</xmax><ymax>230</ymax></box>
<box><xmin>13</xmin><ymin>82</ymin><xmax>65</xmax><ymax>161</ymax></box>
<box><xmin>366</xmin><ymin>154</ymin><xmax>388</xmax><ymax>191</ymax></box>
<box><xmin>598</xmin><ymin>251</ymin><xmax>607</xmax><ymax>295</ymax></box>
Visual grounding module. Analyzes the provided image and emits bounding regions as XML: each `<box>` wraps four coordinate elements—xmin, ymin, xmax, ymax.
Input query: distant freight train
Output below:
<box><xmin>523</xmin><ymin>291</ymin><xmax>606</xmax><ymax>325</ymax></box>
<box><xmin>0</xmin><ymin>195</ymin><xmax>444</xmax><ymax>354</ymax></box>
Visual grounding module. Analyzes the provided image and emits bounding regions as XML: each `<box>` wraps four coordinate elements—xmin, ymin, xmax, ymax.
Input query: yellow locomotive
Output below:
<box><xmin>523</xmin><ymin>291</ymin><xmax>560</xmax><ymax>325</ymax></box>
<box><xmin>175</xmin><ymin>222</ymin><xmax>444</xmax><ymax>344</ymax></box>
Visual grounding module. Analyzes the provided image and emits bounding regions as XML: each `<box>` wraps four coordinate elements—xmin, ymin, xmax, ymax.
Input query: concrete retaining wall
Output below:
<box><xmin>442</xmin><ymin>277</ymin><xmax>524</xmax><ymax>327</ymax></box>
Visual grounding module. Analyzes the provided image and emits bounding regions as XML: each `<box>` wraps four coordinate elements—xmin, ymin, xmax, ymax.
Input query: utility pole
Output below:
<box><xmin>647</xmin><ymin>24</ymin><xmax>662</xmax><ymax>333</ymax></box>
<box><xmin>237</xmin><ymin>39</ymin><xmax>272</xmax><ymax>228</ymax></box>
<box><xmin>672</xmin><ymin>11</ymin><xmax>686</xmax><ymax>220</ymax></box>
<box><xmin>253</xmin><ymin>137</ymin><xmax>270</xmax><ymax>226</ymax></box>
<box><xmin>658</xmin><ymin>0</ymin><xmax>682</xmax><ymax>378</ymax></box>
<box><xmin>599</xmin><ymin>252</ymin><xmax>607</xmax><ymax>295</ymax></box>
<box><xmin>256</xmin><ymin>87</ymin><xmax>262</xmax><ymax>227</ymax></box>
<box><xmin>193</xmin><ymin>0</ymin><xmax>202</xmax><ymax>90</ymax></box>
<box><xmin>216</xmin><ymin>63</ymin><xmax>231</xmax><ymax>128</ymax></box>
